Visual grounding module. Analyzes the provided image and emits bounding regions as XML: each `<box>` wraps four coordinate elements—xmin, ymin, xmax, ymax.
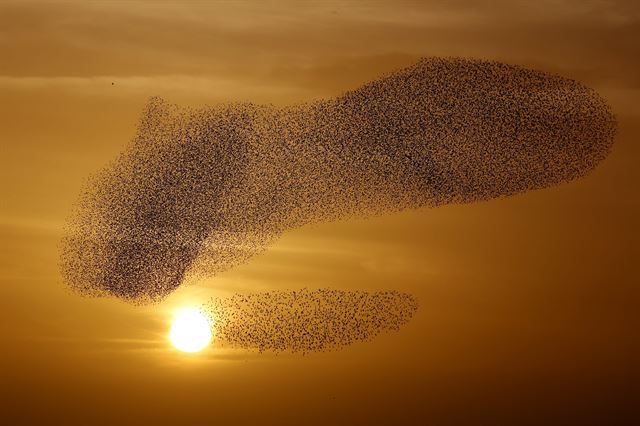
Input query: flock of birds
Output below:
<box><xmin>204</xmin><ymin>289</ymin><xmax>419</xmax><ymax>353</ymax></box>
<box><xmin>59</xmin><ymin>57</ymin><xmax>615</xmax><ymax>349</ymax></box>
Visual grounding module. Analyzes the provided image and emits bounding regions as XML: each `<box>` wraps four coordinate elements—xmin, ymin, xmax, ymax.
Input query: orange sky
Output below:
<box><xmin>1</xmin><ymin>1</ymin><xmax>638</xmax><ymax>425</ymax></box>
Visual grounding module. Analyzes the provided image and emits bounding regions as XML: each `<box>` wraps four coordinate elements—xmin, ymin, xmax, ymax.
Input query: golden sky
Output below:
<box><xmin>1</xmin><ymin>1</ymin><xmax>638</xmax><ymax>424</ymax></box>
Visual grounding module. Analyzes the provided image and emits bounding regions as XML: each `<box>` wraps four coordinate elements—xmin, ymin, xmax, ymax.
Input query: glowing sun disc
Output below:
<box><xmin>169</xmin><ymin>308</ymin><xmax>212</xmax><ymax>352</ymax></box>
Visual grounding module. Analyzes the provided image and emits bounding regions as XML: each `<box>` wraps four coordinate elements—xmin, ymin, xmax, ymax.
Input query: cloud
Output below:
<box><xmin>1</xmin><ymin>1</ymin><xmax>637</xmax><ymax>91</ymax></box>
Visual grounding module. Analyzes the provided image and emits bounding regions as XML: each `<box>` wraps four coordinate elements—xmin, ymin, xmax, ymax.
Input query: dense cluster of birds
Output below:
<box><xmin>59</xmin><ymin>57</ymin><xmax>616</xmax><ymax>303</ymax></box>
<box><xmin>203</xmin><ymin>289</ymin><xmax>419</xmax><ymax>353</ymax></box>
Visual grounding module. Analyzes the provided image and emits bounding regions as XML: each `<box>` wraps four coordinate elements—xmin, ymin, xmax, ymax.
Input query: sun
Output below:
<box><xmin>169</xmin><ymin>308</ymin><xmax>212</xmax><ymax>353</ymax></box>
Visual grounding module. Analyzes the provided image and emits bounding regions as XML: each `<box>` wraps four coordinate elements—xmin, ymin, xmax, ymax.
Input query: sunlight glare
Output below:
<box><xmin>169</xmin><ymin>308</ymin><xmax>212</xmax><ymax>353</ymax></box>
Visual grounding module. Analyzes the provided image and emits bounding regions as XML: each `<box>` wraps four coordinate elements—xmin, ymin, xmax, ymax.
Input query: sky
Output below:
<box><xmin>0</xmin><ymin>1</ymin><xmax>638</xmax><ymax>425</ymax></box>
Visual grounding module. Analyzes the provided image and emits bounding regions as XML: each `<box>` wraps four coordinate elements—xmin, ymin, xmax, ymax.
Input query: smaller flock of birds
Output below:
<box><xmin>203</xmin><ymin>289</ymin><xmax>419</xmax><ymax>353</ymax></box>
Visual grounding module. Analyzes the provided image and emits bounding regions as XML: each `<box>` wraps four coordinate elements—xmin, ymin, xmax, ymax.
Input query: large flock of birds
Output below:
<box><xmin>60</xmin><ymin>57</ymin><xmax>616</xmax><ymax>304</ymax></box>
<box><xmin>203</xmin><ymin>289</ymin><xmax>419</xmax><ymax>353</ymax></box>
